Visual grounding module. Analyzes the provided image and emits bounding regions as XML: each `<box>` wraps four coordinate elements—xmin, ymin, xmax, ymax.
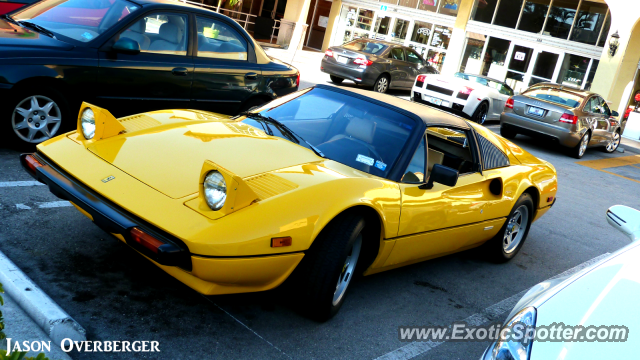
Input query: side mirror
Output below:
<box><xmin>419</xmin><ymin>164</ymin><xmax>459</xmax><ymax>190</ymax></box>
<box><xmin>612</xmin><ymin>110</ymin><xmax>620</xmax><ymax>117</ymax></box>
<box><xmin>112</xmin><ymin>38</ymin><xmax>140</xmax><ymax>55</ymax></box>
<box><xmin>606</xmin><ymin>205</ymin><xmax>640</xmax><ymax>242</ymax></box>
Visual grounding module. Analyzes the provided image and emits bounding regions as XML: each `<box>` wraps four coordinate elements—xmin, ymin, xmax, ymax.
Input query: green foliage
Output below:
<box><xmin>0</xmin><ymin>350</ymin><xmax>50</xmax><ymax>360</ymax></box>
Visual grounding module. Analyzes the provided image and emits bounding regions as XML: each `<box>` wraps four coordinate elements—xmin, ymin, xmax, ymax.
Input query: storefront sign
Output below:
<box><xmin>318</xmin><ymin>16</ymin><xmax>329</xmax><ymax>28</ymax></box>
<box><xmin>514</xmin><ymin>52</ymin><xmax>526</xmax><ymax>61</ymax></box>
<box><xmin>380</xmin><ymin>5</ymin><xmax>388</xmax><ymax>11</ymax></box>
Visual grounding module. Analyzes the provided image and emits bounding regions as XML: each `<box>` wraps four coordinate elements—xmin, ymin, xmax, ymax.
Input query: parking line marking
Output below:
<box><xmin>0</xmin><ymin>181</ymin><xmax>44</xmax><ymax>188</ymax></box>
<box><xmin>38</xmin><ymin>201</ymin><xmax>72</xmax><ymax>209</ymax></box>
<box><xmin>15</xmin><ymin>204</ymin><xmax>31</xmax><ymax>210</ymax></box>
<box><xmin>373</xmin><ymin>252</ymin><xmax>611</xmax><ymax>360</ymax></box>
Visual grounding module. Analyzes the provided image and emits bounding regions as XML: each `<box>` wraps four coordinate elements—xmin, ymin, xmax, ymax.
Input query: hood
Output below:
<box><xmin>530</xmin><ymin>243</ymin><xmax>640</xmax><ymax>358</ymax></box>
<box><xmin>0</xmin><ymin>18</ymin><xmax>74</xmax><ymax>52</ymax></box>
<box><xmin>86</xmin><ymin>110</ymin><xmax>322</xmax><ymax>199</ymax></box>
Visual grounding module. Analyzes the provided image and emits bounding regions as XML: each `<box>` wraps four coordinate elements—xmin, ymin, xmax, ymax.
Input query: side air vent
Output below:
<box><xmin>477</xmin><ymin>134</ymin><xmax>510</xmax><ymax>170</ymax></box>
<box><xmin>245</xmin><ymin>173</ymin><xmax>298</xmax><ymax>200</ymax></box>
<box><xmin>118</xmin><ymin>115</ymin><xmax>162</xmax><ymax>133</ymax></box>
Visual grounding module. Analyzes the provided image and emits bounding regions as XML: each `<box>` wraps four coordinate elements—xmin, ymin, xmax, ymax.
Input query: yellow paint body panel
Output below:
<box><xmin>36</xmin><ymin>108</ymin><xmax>557</xmax><ymax>296</ymax></box>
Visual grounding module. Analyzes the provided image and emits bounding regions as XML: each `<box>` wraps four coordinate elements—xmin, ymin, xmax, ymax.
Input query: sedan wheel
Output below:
<box><xmin>374</xmin><ymin>76</ymin><xmax>389</xmax><ymax>93</ymax></box>
<box><xmin>12</xmin><ymin>95</ymin><xmax>62</xmax><ymax>144</ymax></box>
<box><xmin>604</xmin><ymin>131</ymin><xmax>621</xmax><ymax>153</ymax></box>
<box><xmin>571</xmin><ymin>132</ymin><xmax>590</xmax><ymax>159</ymax></box>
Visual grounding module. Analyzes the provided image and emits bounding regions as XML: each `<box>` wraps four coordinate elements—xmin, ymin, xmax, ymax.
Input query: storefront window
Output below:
<box><xmin>518</xmin><ymin>0</ymin><xmax>551</xmax><ymax>34</ymax></box>
<box><xmin>373</xmin><ymin>15</ymin><xmax>391</xmax><ymax>39</ymax></box>
<box><xmin>356</xmin><ymin>9</ymin><xmax>375</xmax><ymax>31</ymax></box>
<box><xmin>471</xmin><ymin>0</ymin><xmax>498</xmax><ymax>24</ymax></box>
<box><xmin>336</xmin><ymin>6</ymin><xmax>358</xmax><ymax>44</ymax></box>
<box><xmin>459</xmin><ymin>32</ymin><xmax>486</xmax><ymax>74</ymax></box>
<box><xmin>597</xmin><ymin>13</ymin><xmax>610</xmax><ymax>47</ymax></box>
<box><xmin>439</xmin><ymin>0</ymin><xmax>460</xmax><ymax>16</ymax></box>
<box><xmin>398</xmin><ymin>0</ymin><xmax>419</xmax><ymax>10</ymax></box>
<box><xmin>531</xmin><ymin>51</ymin><xmax>559</xmax><ymax>80</ymax></box>
<box><xmin>390</xmin><ymin>18</ymin><xmax>410</xmax><ymax>44</ymax></box>
<box><xmin>481</xmin><ymin>37</ymin><xmax>510</xmax><ymax>80</ymax></box>
<box><xmin>584</xmin><ymin>59</ymin><xmax>599</xmax><ymax>90</ymax></box>
<box><xmin>426</xmin><ymin>49</ymin><xmax>446</xmax><ymax>72</ymax></box>
<box><xmin>411</xmin><ymin>21</ymin><xmax>433</xmax><ymax>44</ymax></box>
<box><xmin>570</xmin><ymin>1</ymin><xmax>608</xmax><ymax>45</ymax></box>
<box><xmin>543</xmin><ymin>0</ymin><xmax>579</xmax><ymax>39</ymax></box>
<box><xmin>352</xmin><ymin>29</ymin><xmax>369</xmax><ymax>40</ymax></box>
<box><xmin>558</xmin><ymin>53</ymin><xmax>590</xmax><ymax>88</ymax></box>
<box><xmin>494</xmin><ymin>0</ymin><xmax>523</xmax><ymax>29</ymax></box>
<box><xmin>430</xmin><ymin>25</ymin><xmax>452</xmax><ymax>50</ymax></box>
<box><xmin>417</xmin><ymin>0</ymin><xmax>439</xmax><ymax>13</ymax></box>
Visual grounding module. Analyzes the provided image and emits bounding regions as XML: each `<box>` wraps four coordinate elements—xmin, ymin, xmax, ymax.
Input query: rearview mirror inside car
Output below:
<box><xmin>112</xmin><ymin>38</ymin><xmax>140</xmax><ymax>55</ymax></box>
<box><xmin>419</xmin><ymin>164</ymin><xmax>459</xmax><ymax>190</ymax></box>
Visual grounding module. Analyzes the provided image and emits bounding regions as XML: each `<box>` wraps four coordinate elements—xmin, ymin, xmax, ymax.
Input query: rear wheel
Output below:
<box><xmin>603</xmin><ymin>130</ymin><xmax>621</xmax><ymax>153</ymax></box>
<box><xmin>571</xmin><ymin>132</ymin><xmax>590</xmax><ymax>159</ymax></box>
<box><xmin>500</xmin><ymin>125</ymin><xmax>517</xmax><ymax>139</ymax></box>
<box><xmin>293</xmin><ymin>213</ymin><xmax>365</xmax><ymax>321</ymax></box>
<box><xmin>483</xmin><ymin>192</ymin><xmax>534</xmax><ymax>263</ymax></box>
<box><xmin>329</xmin><ymin>75</ymin><xmax>344</xmax><ymax>84</ymax></box>
<box><xmin>472</xmin><ymin>102</ymin><xmax>489</xmax><ymax>124</ymax></box>
<box><xmin>373</xmin><ymin>75</ymin><xmax>389</xmax><ymax>93</ymax></box>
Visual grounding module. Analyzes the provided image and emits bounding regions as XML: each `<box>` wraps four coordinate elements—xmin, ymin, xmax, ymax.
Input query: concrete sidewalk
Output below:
<box><xmin>1</xmin><ymin>292</ymin><xmax>71</xmax><ymax>360</ymax></box>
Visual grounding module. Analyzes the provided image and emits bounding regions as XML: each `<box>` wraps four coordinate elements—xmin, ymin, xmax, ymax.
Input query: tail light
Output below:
<box><xmin>296</xmin><ymin>72</ymin><xmax>300</xmax><ymax>88</ymax></box>
<box><xmin>459</xmin><ymin>86</ymin><xmax>474</xmax><ymax>95</ymax></box>
<box><xmin>505</xmin><ymin>97</ymin><xmax>514</xmax><ymax>109</ymax></box>
<box><xmin>353</xmin><ymin>57</ymin><xmax>373</xmax><ymax>66</ymax></box>
<box><xmin>24</xmin><ymin>154</ymin><xmax>43</xmax><ymax>175</ymax></box>
<box><xmin>324</xmin><ymin>49</ymin><xmax>333</xmax><ymax>57</ymax></box>
<box><xmin>130</xmin><ymin>227</ymin><xmax>165</xmax><ymax>254</ymax></box>
<box><xmin>416</xmin><ymin>75</ymin><xmax>426</xmax><ymax>83</ymax></box>
<box><xmin>559</xmin><ymin>113</ymin><xmax>578</xmax><ymax>124</ymax></box>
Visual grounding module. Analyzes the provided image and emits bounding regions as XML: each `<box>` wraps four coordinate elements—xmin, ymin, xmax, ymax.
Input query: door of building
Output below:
<box><xmin>503</xmin><ymin>42</ymin><xmax>563</xmax><ymax>94</ymax></box>
<box><xmin>304</xmin><ymin>0</ymin><xmax>332</xmax><ymax>49</ymax></box>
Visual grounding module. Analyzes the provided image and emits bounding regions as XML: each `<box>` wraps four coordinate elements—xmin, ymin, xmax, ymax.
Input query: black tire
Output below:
<box><xmin>2</xmin><ymin>87</ymin><xmax>70</xmax><ymax>149</ymax></box>
<box><xmin>239</xmin><ymin>97</ymin><xmax>270</xmax><ymax>113</ymax></box>
<box><xmin>329</xmin><ymin>75</ymin><xmax>344</xmax><ymax>84</ymax></box>
<box><xmin>571</xmin><ymin>131</ymin><xmax>590</xmax><ymax>159</ymax></box>
<box><xmin>472</xmin><ymin>102</ymin><xmax>489</xmax><ymax>124</ymax></box>
<box><xmin>500</xmin><ymin>125</ymin><xmax>517</xmax><ymax>139</ymax></box>
<box><xmin>293</xmin><ymin>212</ymin><xmax>365</xmax><ymax>321</ymax></box>
<box><xmin>373</xmin><ymin>74</ymin><xmax>390</xmax><ymax>93</ymax></box>
<box><xmin>483</xmin><ymin>192</ymin><xmax>534</xmax><ymax>263</ymax></box>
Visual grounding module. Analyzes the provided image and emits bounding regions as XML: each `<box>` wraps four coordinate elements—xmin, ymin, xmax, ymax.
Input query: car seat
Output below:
<box><xmin>149</xmin><ymin>22</ymin><xmax>184</xmax><ymax>52</ymax></box>
<box><xmin>121</xmin><ymin>20</ymin><xmax>150</xmax><ymax>50</ymax></box>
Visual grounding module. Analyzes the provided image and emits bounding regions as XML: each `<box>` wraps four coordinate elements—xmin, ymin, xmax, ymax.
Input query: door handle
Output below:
<box><xmin>171</xmin><ymin>67</ymin><xmax>188</xmax><ymax>76</ymax></box>
<box><xmin>245</xmin><ymin>72</ymin><xmax>259</xmax><ymax>80</ymax></box>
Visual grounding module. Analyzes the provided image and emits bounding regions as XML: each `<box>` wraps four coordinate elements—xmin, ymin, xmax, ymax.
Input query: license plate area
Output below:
<box><xmin>528</xmin><ymin>106</ymin><xmax>545</xmax><ymax>117</ymax></box>
<box><xmin>422</xmin><ymin>94</ymin><xmax>443</xmax><ymax>106</ymax></box>
<box><xmin>337</xmin><ymin>56</ymin><xmax>349</xmax><ymax>64</ymax></box>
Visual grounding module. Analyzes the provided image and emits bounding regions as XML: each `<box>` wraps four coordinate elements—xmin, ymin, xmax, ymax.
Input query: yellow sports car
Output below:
<box><xmin>22</xmin><ymin>85</ymin><xmax>557</xmax><ymax>320</ymax></box>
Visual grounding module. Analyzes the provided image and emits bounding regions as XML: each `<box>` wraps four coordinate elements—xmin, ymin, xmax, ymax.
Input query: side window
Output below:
<box><xmin>406</xmin><ymin>50</ymin><xmax>423</xmax><ymax>64</ymax></box>
<box><xmin>426</xmin><ymin>127</ymin><xmax>477</xmax><ymax>174</ymax></box>
<box><xmin>599</xmin><ymin>97</ymin><xmax>611</xmax><ymax>117</ymax></box>
<box><xmin>120</xmin><ymin>13</ymin><xmax>188</xmax><ymax>55</ymax></box>
<box><xmin>196</xmin><ymin>16</ymin><xmax>248</xmax><ymax>60</ymax></box>
<box><xmin>584</xmin><ymin>97</ymin><xmax>598</xmax><ymax>113</ymax></box>
<box><xmin>402</xmin><ymin>136</ymin><xmax>426</xmax><ymax>183</ymax></box>
<box><xmin>390</xmin><ymin>48</ymin><xmax>406</xmax><ymax>61</ymax></box>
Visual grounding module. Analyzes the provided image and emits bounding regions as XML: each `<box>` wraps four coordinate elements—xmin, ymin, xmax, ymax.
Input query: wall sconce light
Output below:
<box><xmin>609</xmin><ymin>31</ymin><xmax>620</xmax><ymax>57</ymax></box>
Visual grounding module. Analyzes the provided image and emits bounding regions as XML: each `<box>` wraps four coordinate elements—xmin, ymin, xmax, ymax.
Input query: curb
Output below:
<box><xmin>0</xmin><ymin>250</ymin><xmax>86</xmax><ymax>345</ymax></box>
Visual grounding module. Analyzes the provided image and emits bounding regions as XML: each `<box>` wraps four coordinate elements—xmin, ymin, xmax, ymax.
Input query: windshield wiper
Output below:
<box><xmin>19</xmin><ymin>21</ymin><xmax>55</xmax><ymax>38</ymax></box>
<box><xmin>2</xmin><ymin>14</ymin><xmax>19</xmax><ymax>26</ymax></box>
<box><xmin>239</xmin><ymin>112</ymin><xmax>325</xmax><ymax>158</ymax></box>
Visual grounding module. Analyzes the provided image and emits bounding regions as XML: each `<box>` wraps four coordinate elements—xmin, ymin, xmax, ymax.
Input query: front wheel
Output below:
<box><xmin>472</xmin><ymin>102</ymin><xmax>489</xmax><ymax>124</ymax></box>
<box><xmin>329</xmin><ymin>75</ymin><xmax>344</xmax><ymax>84</ymax></box>
<box><xmin>483</xmin><ymin>192</ymin><xmax>534</xmax><ymax>263</ymax></box>
<box><xmin>603</xmin><ymin>131</ymin><xmax>621</xmax><ymax>153</ymax></box>
<box><xmin>373</xmin><ymin>75</ymin><xmax>389</xmax><ymax>93</ymax></box>
<box><xmin>293</xmin><ymin>213</ymin><xmax>365</xmax><ymax>321</ymax></box>
<box><xmin>571</xmin><ymin>132</ymin><xmax>590</xmax><ymax>159</ymax></box>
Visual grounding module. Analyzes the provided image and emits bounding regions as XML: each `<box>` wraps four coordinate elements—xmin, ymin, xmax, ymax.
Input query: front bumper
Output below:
<box><xmin>21</xmin><ymin>152</ymin><xmax>304</xmax><ymax>295</ymax></box>
<box><xmin>320</xmin><ymin>57</ymin><xmax>378</xmax><ymax>86</ymax></box>
<box><xmin>500</xmin><ymin>111</ymin><xmax>582</xmax><ymax>148</ymax></box>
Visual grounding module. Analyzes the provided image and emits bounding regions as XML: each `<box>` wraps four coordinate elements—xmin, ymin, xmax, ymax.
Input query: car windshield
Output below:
<box><xmin>12</xmin><ymin>0</ymin><xmax>139</xmax><ymax>43</ymax></box>
<box><xmin>342</xmin><ymin>40</ymin><xmax>388</xmax><ymax>55</ymax></box>
<box><xmin>524</xmin><ymin>87</ymin><xmax>584</xmax><ymax>108</ymax></box>
<box><xmin>241</xmin><ymin>88</ymin><xmax>417</xmax><ymax>178</ymax></box>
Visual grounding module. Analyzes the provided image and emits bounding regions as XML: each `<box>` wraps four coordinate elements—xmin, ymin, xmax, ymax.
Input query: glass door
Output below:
<box><xmin>505</xmin><ymin>44</ymin><xmax>535</xmax><ymax>94</ymax></box>
<box><xmin>528</xmin><ymin>47</ymin><xmax>563</xmax><ymax>87</ymax></box>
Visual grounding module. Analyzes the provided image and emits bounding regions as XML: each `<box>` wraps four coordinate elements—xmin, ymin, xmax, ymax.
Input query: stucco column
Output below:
<box><xmin>321</xmin><ymin>0</ymin><xmax>342</xmax><ymax>51</ymax></box>
<box><xmin>278</xmin><ymin>0</ymin><xmax>313</xmax><ymax>50</ymax></box>
<box><xmin>439</xmin><ymin>0</ymin><xmax>474</xmax><ymax>75</ymax></box>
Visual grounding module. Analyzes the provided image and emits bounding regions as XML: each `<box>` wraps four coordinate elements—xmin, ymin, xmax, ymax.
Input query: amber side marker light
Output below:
<box><xmin>130</xmin><ymin>227</ymin><xmax>165</xmax><ymax>254</ymax></box>
<box><xmin>24</xmin><ymin>155</ymin><xmax>43</xmax><ymax>175</ymax></box>
<box><xmin>271</xmin><ymin>237</ymin><xmax>292</xmax><ymax>247</ymax></box>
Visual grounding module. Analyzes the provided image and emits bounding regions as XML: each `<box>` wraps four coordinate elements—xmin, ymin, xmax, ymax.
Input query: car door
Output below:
<box><xmin>584</xmin><ymin>96</ymin><xmax>607</xmax><ymax>144</ymax></box>
<box><xmin>383</xmin><ymin>126</ymin><xmax>505</xmax><ymax>268</ymax></box>
<box><xmin>488</xmin><ymin>80</ymin><xmax>513</xmax><ymax>117</ymax></box>
<box><xmin>388</xmin><ymin>47</ymin><xmax>410</xmax><ymax>88</ymax></box>
<box><xmin>97</xmin><ymin>12</ymin><xmax>194</xmax><ymax>115</ymax></box>
<box><xmin>593</xmin><ymin>96</ymin><xmax>613</xmax><ymax>144</ymax></box>
<box><xmin>191</xmin><ymin>15</ymin><xmax>263</xmax><ymax>115</ymax></box>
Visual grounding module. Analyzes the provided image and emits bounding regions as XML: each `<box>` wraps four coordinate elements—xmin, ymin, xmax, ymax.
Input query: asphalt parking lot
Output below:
<box><xmin>2</xmin><ymin>64</ymin><xmax>640</xmax><ymax>359</ymax></box>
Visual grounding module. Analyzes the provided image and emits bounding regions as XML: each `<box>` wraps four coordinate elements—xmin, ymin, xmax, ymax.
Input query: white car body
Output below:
<box><xmin>482</xmin><ymin>205</ymin><xmax>640</xmax><ymax>359</ymax></box>
<box><xmin>411</xmin><ymin>73</ymin><xmax>514</xmax><ymax>124</ymax></box>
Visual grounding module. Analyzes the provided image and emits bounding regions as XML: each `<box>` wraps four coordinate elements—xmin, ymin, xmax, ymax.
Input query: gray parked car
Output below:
<box><xmin>500</xmin><ymin>83</ymin><xmax>621</xmax><ymax>159</ymax></box>
<box><xmin>320</xmin><ymin>39</ymin><xmax>438</xmax><ymax>93</ymax></box>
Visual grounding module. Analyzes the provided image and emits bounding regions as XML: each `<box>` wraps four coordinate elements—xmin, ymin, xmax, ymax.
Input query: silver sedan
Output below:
<box><xmin>500</xmin><ymin>83</ymin><xmax>621</xmax><ymax>158</ymax></box>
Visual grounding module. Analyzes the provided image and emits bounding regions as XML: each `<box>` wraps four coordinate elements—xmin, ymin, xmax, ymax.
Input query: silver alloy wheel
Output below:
<box><xmin>376</xmin><ymin>77</ymin><xmax>388</xmax><ymax>93</ymax></box>
<box><xmin>578</xmin><ymin>133</ymin><xmax>589</xmax><ymax>157</ymax></box>
<box><xmin>503</xmin><ymin>205</ymin><xmax>529</xmax><ymax>254</ymax></box>
<box><xmin>332</xmin><ymin>234</ymin><xmax>362</xmax><ymax>306</ymax></box>
<box><xmin>606</xmin><ymin>132</ymin><xmax>621</xmax><ymax>152</ymax></box>
<box><xmin>12</xmin><ymin>95</ymin><xmax>62</xmax><ymax>143</ymax></box>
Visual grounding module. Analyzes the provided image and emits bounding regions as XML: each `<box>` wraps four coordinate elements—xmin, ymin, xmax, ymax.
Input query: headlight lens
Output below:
<box><xmin>484</xmin><ymin>306</ymin><xmax>537</xmax><ymax>360</ymax></box>
<box><xmin>204</xmin><ymin>171</ymin><xmax>226</xmax><ymax>210</ymax></box>
<box><xmin>81</xmin><ymin>108</ymin><xmax>95</xmax><ymax>140</ymax></box>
